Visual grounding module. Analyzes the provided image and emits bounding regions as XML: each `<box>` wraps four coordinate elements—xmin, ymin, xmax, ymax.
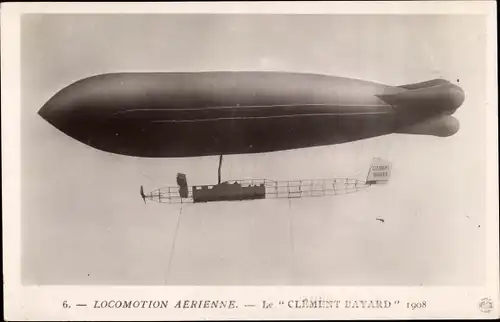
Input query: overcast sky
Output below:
<box><xmin>21</xmin><ymin>14</ymin><xmax>487</xmax><ymax>285</ymax></box>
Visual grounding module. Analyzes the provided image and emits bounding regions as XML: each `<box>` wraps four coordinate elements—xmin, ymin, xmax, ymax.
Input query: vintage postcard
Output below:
<box><xmin>2</xmin><ymin>1</ymin><xmax>498</xmax><ymax>320</ymax></box>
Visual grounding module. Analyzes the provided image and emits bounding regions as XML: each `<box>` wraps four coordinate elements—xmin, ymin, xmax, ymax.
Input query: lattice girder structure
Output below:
<box><xmin>142</xmin><ymin>178</ymin><xmax>371</xmax><ymax>204</ymax></box>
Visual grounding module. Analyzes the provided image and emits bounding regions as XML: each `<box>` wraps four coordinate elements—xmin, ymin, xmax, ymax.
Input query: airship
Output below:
<box><xmin>38</xmin><ymin>71</ymin><xmax>465</xmax><ymax>158</ymax></box>
<box><xmin>38</xmin><ymin>71</ymin><xmax>464</xmax><ymax>203</ymax></box>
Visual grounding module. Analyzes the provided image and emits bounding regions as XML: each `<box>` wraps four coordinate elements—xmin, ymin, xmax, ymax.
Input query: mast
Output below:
<box><xmin>218</xmin><ymin>154</ymin><xmax>223</xmax><ymax>184</ymax></box>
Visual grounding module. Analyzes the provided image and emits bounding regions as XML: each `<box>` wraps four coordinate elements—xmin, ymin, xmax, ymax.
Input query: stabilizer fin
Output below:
<box><xmin>398</xmin><ymin>78</ymin><xmax>451</xmax><ymax>90</ymax></box>
<box><xmin>377</xmin><ymin>81</ymin><xmax>465</xmax><ymax>115</ymax></box>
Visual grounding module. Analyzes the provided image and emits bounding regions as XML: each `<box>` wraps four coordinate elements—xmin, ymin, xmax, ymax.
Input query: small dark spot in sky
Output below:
<box><xmin>457</xmin><ymin>79</ymin><xmax>460</xmax><ymax>83</ymax></box>
<box><xmin>376</xmin><ymin>218</ymin><xmax>385</xmax><ymax>223</ymax></box>
<box><xmin>478</xmin><ymin>225</ymin><xmax>481</xmax><ymax>228</ymax></box>
<box><xmin>87</xmin><ymin>273</ymin><xmax>90</xmax><ymax>276</ymax></box>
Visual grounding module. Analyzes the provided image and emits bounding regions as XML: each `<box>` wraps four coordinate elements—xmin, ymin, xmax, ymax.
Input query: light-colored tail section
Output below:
<box><xmin>365</xmin><ymin>157</ymin><xmax>391</xmax><ymax>185</ymax></box>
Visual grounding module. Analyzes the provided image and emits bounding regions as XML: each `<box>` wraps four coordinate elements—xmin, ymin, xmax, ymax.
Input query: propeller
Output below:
<box><xmin>140</xmin><ymin>185</ymin><xmax>147</xmax><ymax>204</ymax></box>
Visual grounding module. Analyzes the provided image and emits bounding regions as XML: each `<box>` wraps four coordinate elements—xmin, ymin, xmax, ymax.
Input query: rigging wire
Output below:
<box><xmin>287</xmin><ymin>198</ymin><xmax>297</xmax><ymax>282</ymax></box>
<box><xmin>134</xmin><ymin>156</ymin><xmax>157</xmax><ymax>183</ymax></box>
<box><xmin>288</xmin><ymin>199</ymin><xmax>295</xmax><ymax>255</ymax></box>
<box><xmin>165</xmin><ymin>203</ymin><xmax>183</xmax><ymax>285</ymax></box>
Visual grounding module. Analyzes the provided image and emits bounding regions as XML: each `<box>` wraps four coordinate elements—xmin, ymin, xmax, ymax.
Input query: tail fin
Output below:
<box><xmin>366</xmin><ymin>158</ymin><xmax>391</xmax><ymax>185</ymax></box>
<box><xmin>398</xmin><ymin>78</ymin><xmax>451</xmax><ymax>90</ymax></box>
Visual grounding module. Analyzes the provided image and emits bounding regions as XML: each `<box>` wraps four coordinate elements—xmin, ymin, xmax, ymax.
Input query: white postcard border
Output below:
<box><xmin>2</xmin><ymin>1</ymin><xmax>498</xmax><ymax>320</ymax></box>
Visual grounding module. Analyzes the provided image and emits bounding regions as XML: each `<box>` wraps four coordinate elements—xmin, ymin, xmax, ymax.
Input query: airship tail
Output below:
<box><xmin>377</xmin><ymin>79</ymin><xmax>464</xmax><ymax>137</ymax></box>
<box><xmin>366</xmin><ymin>158</ymin><xmax>392</xmax><ymax>185</ymax></box>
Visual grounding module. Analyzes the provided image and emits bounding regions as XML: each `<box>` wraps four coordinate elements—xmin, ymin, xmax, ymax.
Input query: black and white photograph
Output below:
<box><xmin>2</xmin><ymin>1</ymin><xmax>498</xmax><ymax>320</ymax></box>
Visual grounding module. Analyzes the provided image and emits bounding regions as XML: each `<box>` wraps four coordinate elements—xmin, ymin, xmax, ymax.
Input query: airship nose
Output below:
<box><xmin>38</xmin><ymin>91</ymin><xmax>96</xmax><ymax>144</ymax></box>
<box><xmin>38</xmin><ymin>100</ymin><xmax>61</xmax><ymax>128</ymax></box>
<box><xmin>38</xmin><ymin>97</ymin><xmax>75</xmax><ymax>136</ymax></box>
<box><xmin>38</xmin><ymin>99</ymin><xmax>65</xmax><ymax>131</ymax></box>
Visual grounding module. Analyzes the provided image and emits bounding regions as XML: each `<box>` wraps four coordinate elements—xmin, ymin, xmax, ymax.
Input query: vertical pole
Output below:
<box><xmin>218</xmin><ymin>154</ymin><xmax>223</xmax><ymax>184</ymax></box>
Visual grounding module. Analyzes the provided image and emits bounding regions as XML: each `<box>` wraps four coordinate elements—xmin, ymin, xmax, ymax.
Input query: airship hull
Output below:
<box><xmin>38</xmin><ymin>72</ymin><xmax>464</xmax><ymax>157</ymax></box>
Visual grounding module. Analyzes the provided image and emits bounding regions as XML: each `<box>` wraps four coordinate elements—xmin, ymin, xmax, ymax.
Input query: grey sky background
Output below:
<box><xmin>21</xmin><ymin>14</ymin><xmax>487</xmax><ymax>285</ymax></box>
